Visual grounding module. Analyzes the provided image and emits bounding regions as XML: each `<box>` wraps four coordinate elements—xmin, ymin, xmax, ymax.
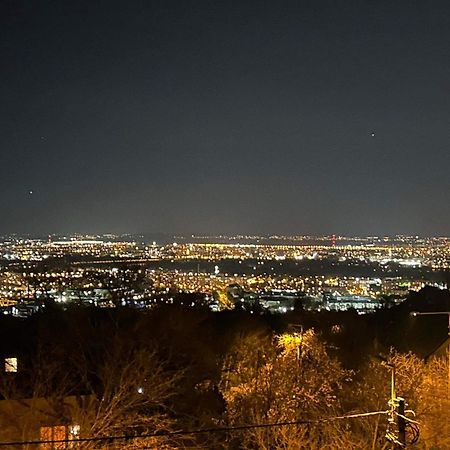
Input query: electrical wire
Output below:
<box><xmin>0</xmin><ymin>410</ymin><xmax>389</xmax><ymax>447</ymax></box>
<box><xmin>406</xmin><ymin>422</ymin><xmax>420</xmax><ymax>445</ymax></box>
<box><xmin>394</xmin><ymin>411</ymin><xmax>420</xmax><ymax>425</ymax></box>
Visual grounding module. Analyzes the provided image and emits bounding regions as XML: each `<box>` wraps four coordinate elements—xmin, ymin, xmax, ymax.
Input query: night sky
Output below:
<box><xmin>1</xmin><ymin>0</ymin><xmax>449</xmax><ymax>236</ymax></box>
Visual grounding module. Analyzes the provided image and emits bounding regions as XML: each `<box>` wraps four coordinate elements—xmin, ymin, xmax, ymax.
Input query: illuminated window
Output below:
<box><xmin>4</xmin><ymin>357</ymin><xmax>17</xmax><ymax>373</ymax></box>
<box><xmin>40</xmin><ymin>426</ymin><xmax>67</xmax><ymax>449</ymax></box>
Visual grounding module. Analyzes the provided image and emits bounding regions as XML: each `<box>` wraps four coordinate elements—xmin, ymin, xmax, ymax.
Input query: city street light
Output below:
<box><xmin>410</xmin><ymin>311</ymin><xmax>450</xmax><ymax>395</ymax></box>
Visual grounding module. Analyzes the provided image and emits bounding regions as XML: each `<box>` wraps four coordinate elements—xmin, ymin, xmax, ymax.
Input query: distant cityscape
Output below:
<box><xmin>1</xmin><ymin>233</ymin><xmax>448</xmax><ymax>317</ymax></box>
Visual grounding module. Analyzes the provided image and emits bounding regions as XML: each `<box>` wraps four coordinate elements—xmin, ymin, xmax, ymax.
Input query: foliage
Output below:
<box><xmin>0</xmin><ymin>337</ymin><xmax>184</xmax><ymax>449</ymax></box>
<box><xmin>350</xmin><ymin>350</ymin><xmax>449</xmax><ymax>450</ymax></box>
<box><xmin>0</xmin><ymin>300</ymin><xmax>448</xmax><ymax>449</ymax></box>
<box><xmin>416</xmin><ymin>355</ymin><xmax>450</xmax><ymax>450</ymax></box>
<box><xmin>220</xmin><ymin>330</ymin><xmax>358</xmax><ymax>449</ymax></box>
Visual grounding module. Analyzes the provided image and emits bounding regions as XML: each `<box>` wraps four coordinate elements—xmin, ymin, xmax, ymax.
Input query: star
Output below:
<box><xmin>371</xmin><ymin>132</ymin><xmax>375</xmax><ymax>137</ymax></box>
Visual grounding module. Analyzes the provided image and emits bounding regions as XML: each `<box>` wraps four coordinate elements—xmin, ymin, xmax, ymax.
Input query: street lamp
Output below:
<box><xmin>410</xmin><ymin>311</ymin><xmax>450</xmax><ymax>395</ymax></box>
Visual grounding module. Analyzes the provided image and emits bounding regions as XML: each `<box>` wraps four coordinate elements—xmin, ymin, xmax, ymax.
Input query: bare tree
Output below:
<box><xmin>219</xmin><ymin>329</ymin><xmax>357</xmax><ymax>449</ymax></box>
<box><xmin>416</xmin><ymin>355</ymin><xmax>449</xmax><ymax>450</ymax></box>
<box><xmin>0</xmin><ymin>338</ymin><xmax>185</xmax><ymax>449</ymax></box>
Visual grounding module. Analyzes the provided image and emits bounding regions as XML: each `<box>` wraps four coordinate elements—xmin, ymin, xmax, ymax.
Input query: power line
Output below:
<box><xmin>0</xmin><ymin>410</ymin><xmax>389</xmax><ymax>447</ymax></box>
<box><xmin>394</xmin><ymin>411</ymin><xmax>420</xmax><ymax>425</ymax></box>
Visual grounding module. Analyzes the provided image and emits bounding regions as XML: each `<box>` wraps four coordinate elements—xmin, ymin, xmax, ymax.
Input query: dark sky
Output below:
<box><xmin>1</xmin><ymin>0</ymin><xmax>449</xmax><ymax>236</ymax></box>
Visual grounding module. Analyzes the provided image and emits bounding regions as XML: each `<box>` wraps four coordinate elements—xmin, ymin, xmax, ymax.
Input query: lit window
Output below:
<box><xmin>5</xmin><ymin>357</ymin><xmax>17</xmax><ymax>373</ymax></box>
<box><xmin>40</xmin><ymin>425</ymin><xmax>66</xmax><ymax>449</ymax></box>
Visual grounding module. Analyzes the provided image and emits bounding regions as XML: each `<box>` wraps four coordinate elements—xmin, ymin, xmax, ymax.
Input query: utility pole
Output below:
<box><xmin>396</xmin><ymin>397</ymin><xmax>406</xmax><ymax>448</ymax></box>
<box><xmin>383</xmin><ymin>362</ymin><xmax>409</xmax><ymax>449</ymax></box>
